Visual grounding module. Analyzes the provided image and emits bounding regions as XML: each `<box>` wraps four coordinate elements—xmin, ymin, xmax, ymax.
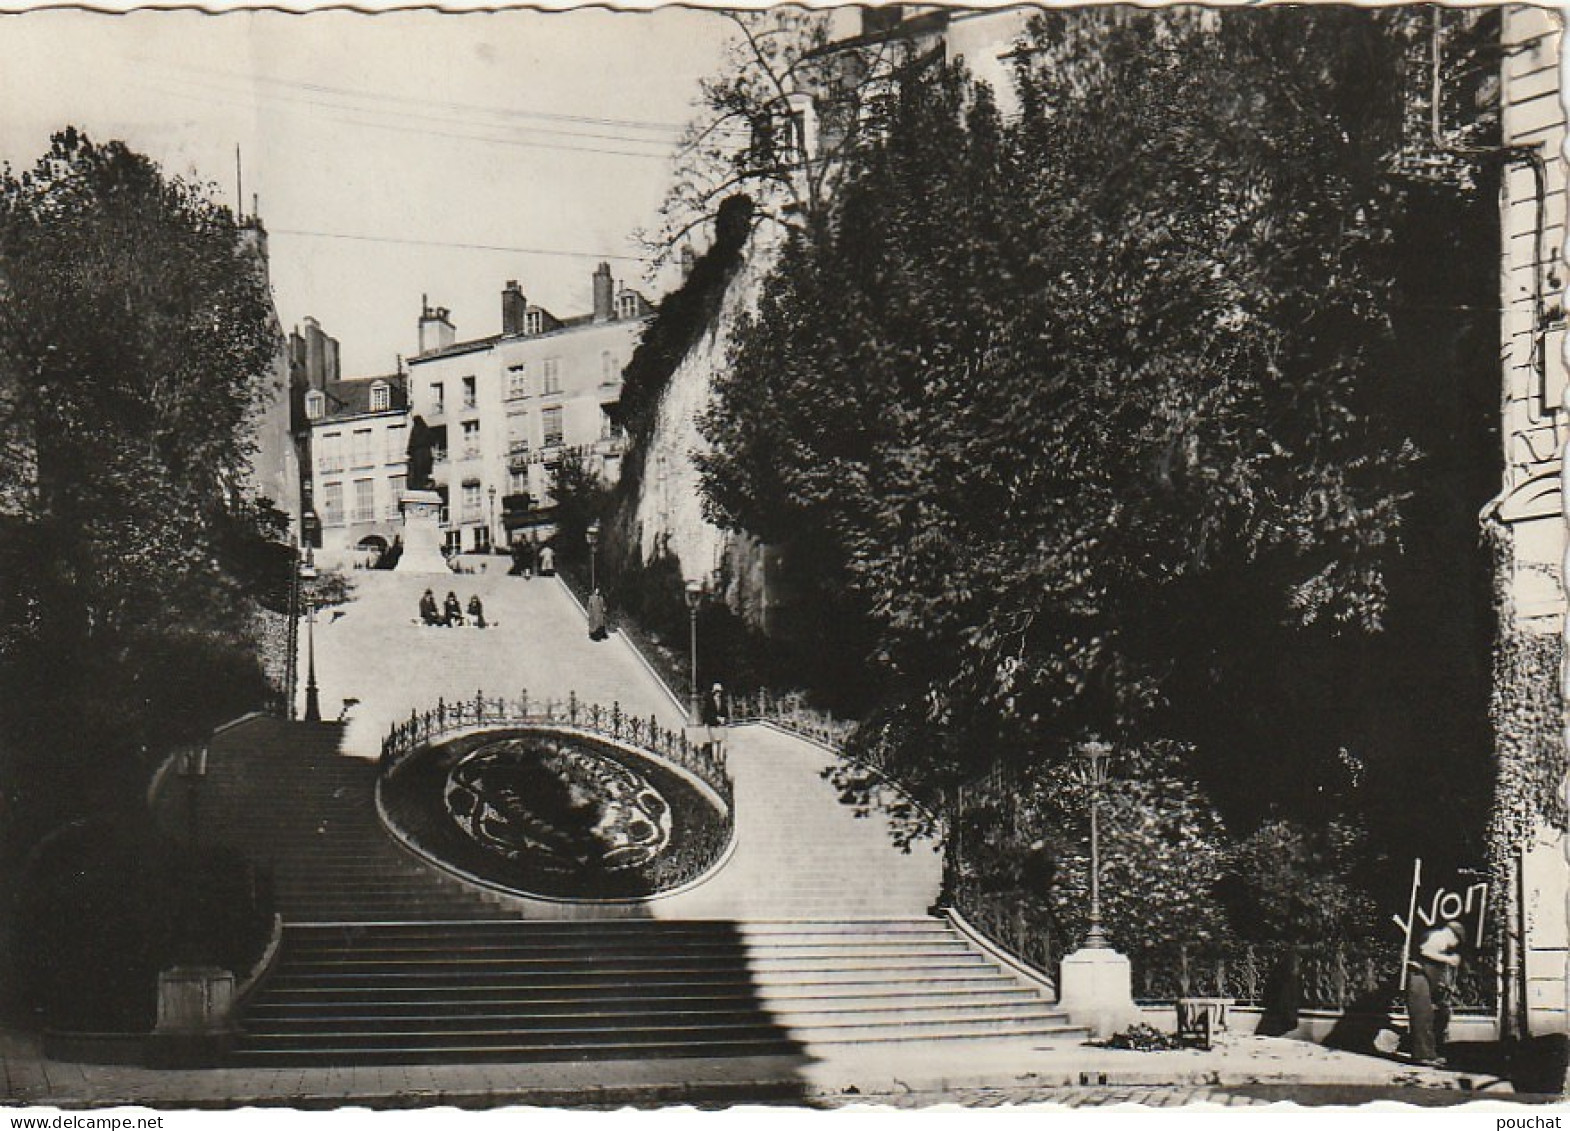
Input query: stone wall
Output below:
<box><xmin>1495</xmin><ymin>4</ymin><xmax>1569</xmax><ymax>1038</ymax></box>
<box><xmin>630</xmin><ymin>234</ymin><xmax>779</xmax><ymax>609</ymax></box>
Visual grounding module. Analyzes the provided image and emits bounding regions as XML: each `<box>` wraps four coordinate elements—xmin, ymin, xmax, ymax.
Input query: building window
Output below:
<box><xmin>507</xmin><ymin>363</ymin><xmax>528</xmax><ymax>400</ymax></box>
<box><xmin>429</xmin><ymin>382</ymin><xmax>444</xmax><ymax>414</ymax></box>
<box><xmin>461</xmin><ymin>375</ymin><xmax>477</xmax><ymax>411</ymax></box>
<box><xmin>600</xmin><ymin>407</ymin><xmax>622</xmax><ymax>441</ymax></box>
<box><xmin>370</xmin><ymin>381</ymin><xmax>390</xmax><ymax>413</ymax></box>
<box><xmin>351</xmin><ymin>428</ymin><xmax>374</xmax><ymax>469</ymax></box>
<box><xmin>508</xmin><ymin>468</ymin><xmax>529</xmax><ymax>495</ymax></box>
<box><xmin>542</xmin><ymin>406</ymin><xmax>564</xmax><ymax>447</ymax></box>
<box><xmin>322</xmin><ymin>482</ymin><xmax>344</xmax><ymax>526</ymax></box>
<box><xmin>542</xmin><ymin>358</ymin><xmax>562</xmax><ymax>396</ymax></box>
<box><xmin>387</xmin><ymin>423</ymin><xmax>407</xmax><ymax>464</ymax></box>
<box><xmin>389</xmin><ymin>474</ymin><xmax>406</xmax><ymax>514</ymax></box>
<box><xmin>461</xmin><ymin>420</ymin><xmax>481</xmax><ymax>460</ymax></box>
<box><xmin>616</xmin><ymin>292</ymin><xmax>639</xmax><ymax>320</ymax></box>
<box><xmin>524</xmin><ymin>310</ymin><xmax>544</xmax><ymax>335</ymax></box>
<box><xmin>353</xmin><ymin>478</ymin><xmax>376</xmax><ymax>523</ymax></box>
<box><xmin>507</xmin><ymin>412</ymin><xmax>529</xmax><ymax>455</ymax></box>
<box><xmin>318</xmin><ymin>431</ymin><xmax>343</xmax><ymax>473</ymax></box>
<box><xmin>305</xmin><ymin>390</ymin><xmax>326</xmax><ymax>420</ymax></box>
<box><xmin>462</xmin><ymin>480</ymin><xmax>482</xmax><ymax>520</ymax></box>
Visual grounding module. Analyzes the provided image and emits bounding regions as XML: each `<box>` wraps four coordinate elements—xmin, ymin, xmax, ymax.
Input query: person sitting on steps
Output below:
<box><xmin>468</xmin><ymin>594</ymin><xmax>487</xmax><ymax>629</ymax></box>
<box><xmin>419</xmin><ymin>588</ymin><xmax>442</xmax><ymax>626</ymax></box>
<box><xmin>443</xmin><ymin>590</ymin><xmax>465</xmax><ymax>627</ymax></box>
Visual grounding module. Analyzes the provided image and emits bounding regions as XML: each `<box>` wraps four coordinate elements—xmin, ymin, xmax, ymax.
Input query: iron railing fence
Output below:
<box><xmin>1127</xmin><ymin>940</ymin><xmax>1496</xmax><ymax>1012</ymax></box>
<box><xmin>379</xmin><ymin>689</ymin><xmax>733</xmax><ymax>813</ymax></box>
<box><xmin>723</xmin><ymin>688</ymin><xmax>858</xmax><ymax>752</ymax></box>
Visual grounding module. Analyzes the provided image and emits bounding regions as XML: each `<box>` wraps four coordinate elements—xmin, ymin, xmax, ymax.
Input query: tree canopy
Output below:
<box><xmin>0</xmin><ymin>129</ymin><xmax>285</xmax><ymax>847</ymax></box>
<box><xmin>698</xmin><ymin>8</ymin><xmax>1499</xmax><ymax>884</ymax></box>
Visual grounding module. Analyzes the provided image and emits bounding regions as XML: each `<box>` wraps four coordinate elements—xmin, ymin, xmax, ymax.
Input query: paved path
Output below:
<box><xmin>303</xmin><ymin>571</ymin><xmax>684</xmax><ymax>759</ymax></box>
<box><xmin>0</xmin><ymin>1027</ymin><xmax>1512</xmax><ymax>1108</ymax></box>
<box><xmin>298</xmin><ymin>571</ymin><xmax>942</xmax><ymax>920</ymax></box>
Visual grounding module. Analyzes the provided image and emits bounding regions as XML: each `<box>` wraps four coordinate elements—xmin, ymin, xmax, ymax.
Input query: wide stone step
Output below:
<box><xmin>229</xmin><ymin>1034</ymin><xmax>802</xmax><ymax>1065</ymax></box>
<box><xmin>789</xmin><ymin>1017</ymin><xmax>1086</xmax><ymax>1044</ymax></box>
<box><xmin>254</xmin><ymin>969</ymin><xmax>1020</xmax><ymax>1001</ymax></box>
<box><xmin>237</xmin><ymin>1019</ymin><xmax>794</xmax><ymax>1048</ymax></box>
<box><xmin>277</xmin><ymin>940</ymin><xmax>974</xmax><ymax>966</ymax></box>
<box><xmin>241</xmin><ymin>1001</ymin><xmax>1064</xmax><ymax>1033</ymax></box>
<box><xmin>247</xmin><ymin>988</ymin><xmax>1049</xmax><ymax>1016</ymax></box>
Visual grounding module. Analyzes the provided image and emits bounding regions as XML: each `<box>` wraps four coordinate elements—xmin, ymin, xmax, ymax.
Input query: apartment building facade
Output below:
<box><xmin>303</xmin><ymin>373</ymin><xmax>411</xmax><ymax>561</ymax></box>
<box><xmin>406</xmin><ymin>265</ymin><xmax>650</xmax><ymax>553</ymax></box>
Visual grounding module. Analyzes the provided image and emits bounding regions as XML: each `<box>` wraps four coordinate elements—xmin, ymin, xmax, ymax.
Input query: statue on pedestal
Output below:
<box><xmin>407</xmin><ymin>415</ymin><xmax>435</xmax><ymax>492</ymax></box>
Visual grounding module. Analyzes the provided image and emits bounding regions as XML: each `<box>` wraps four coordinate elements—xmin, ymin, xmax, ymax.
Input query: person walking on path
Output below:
<box><xmin>587</xmin><ymin>588</ymin><xmax>608</xmax><ymax>641</ymax></box>
<box><xmin>1407</xmin><ymin>918</ymin><xmax>1464</xmax><ymax>1066</ymax></box>
<box><xmin>537</xmin><ymin>543</ymin><xmax>556</xmax><ymax>577</ymax></box>
<box><xmin>701</xmin><ymin>682</ymin><xmax>728</xmax><ymax>728</ymax></box>
<box><xmin>467</xmin><ymin>594</ymin><xmax>487</xmax><ymax>629</ymax></box>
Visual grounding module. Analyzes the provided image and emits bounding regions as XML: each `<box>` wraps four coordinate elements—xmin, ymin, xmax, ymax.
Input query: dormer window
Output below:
<box><xmin>616</xmin><ymin>293</ymin><xmax>639</xmax><ymax>320</ymax></box>
<box><xmin>305</xmin><ymin>390</ymin><xmax>326</xmax><ymax>420</ymax></box>
<box><xmin>369</xmin><ymin>381</ymin><xmax>390</xmax><ymax>413</ymax></box>
<box><xmin>524</xmin><ymin>310</ymin><xmax>544</xmax><ymax>336</ymax></box>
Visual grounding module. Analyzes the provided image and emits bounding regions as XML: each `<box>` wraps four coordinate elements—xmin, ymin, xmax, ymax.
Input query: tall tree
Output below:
<box><xmin>651</xmin><ymin>9</ymin><xmax>917</xmax><ymax>259</ymax></box>
<box><xmin>0</xmin><ymin>129</ymin><xmax>283</xmax><ymax>841</ymax></box>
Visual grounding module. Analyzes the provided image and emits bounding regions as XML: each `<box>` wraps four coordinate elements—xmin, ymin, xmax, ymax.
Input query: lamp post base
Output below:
<box><xmin>1057</xmin><ymin>945</ymin><xmax>1140</xmax><ymax>1038</ymax></box>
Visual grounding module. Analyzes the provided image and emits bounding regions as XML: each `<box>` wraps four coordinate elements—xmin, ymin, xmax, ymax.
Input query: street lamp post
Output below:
<box><xmin>301</xmin><ymin>560</ymin><xmax>321</xmax><ymax>723</ymax></box>
<box><xmin>587</xmin><ymin>519</ymin><xmax>601</xmax><ymax>593</ymax></box>
<box><xmin>488</xmin><ymin>485</ymin><xmax>497</xmax><ymax>552</ymax></box>
<box><xmin>685</xmin><ymin>579</ymin><xmax>702</xmax><ymax>725</ymax></box>
<box><xmin>1080</xmin><ymin>740</ymin><xmax>1112</xmax><ymax>949</ymax></box>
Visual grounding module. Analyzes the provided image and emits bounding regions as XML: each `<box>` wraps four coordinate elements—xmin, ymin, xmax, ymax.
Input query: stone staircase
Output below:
<box><xmin>189</xmin><ymin>716</ymin><xmax>506</xmax><ymax>921</ymax></box>
<box><xmin>232</xmin><ymin>919</ymin><xmax>1081</xmax><ymax>1065</ymax></box>
<box><xmin>190</xmin><ymin>716</ymin><xmax>1082</xmax><ymax>1065</ymax></box>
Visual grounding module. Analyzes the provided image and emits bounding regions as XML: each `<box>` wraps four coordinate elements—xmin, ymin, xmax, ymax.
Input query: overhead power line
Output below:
<box><xmin>136</xmin><ymin>79</ymin><xmax>683</xmax><ymax>161</ymax></box>
<box><xmin>145</xmin><ymin>70</ymin><xmax>687</xmax><ymax>150</ymax></box>
<box><xmin>135</xmin><ymin>54</ymin><xmax>731</xmax><ymax>137</ymax></box>
<box><xmin>268</xmin><ymin>228</ymin><xmax>649</xmax><ymax>262</ymax></box>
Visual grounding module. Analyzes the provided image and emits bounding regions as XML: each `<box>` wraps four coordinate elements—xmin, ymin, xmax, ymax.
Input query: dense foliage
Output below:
<box><xmin>0</xmin><ymin>129</ymin><xmax>286</xmax><ymax>856</ymax></box>
<box><xmin>697</xmin><ymin>7</ymin><xmax>1499</xmax><ymax>934</ymax></box>
<box><xmin>6</xmin><ymin>820</ymin><xmax>273</xmax><ymax>1031</ymax></box>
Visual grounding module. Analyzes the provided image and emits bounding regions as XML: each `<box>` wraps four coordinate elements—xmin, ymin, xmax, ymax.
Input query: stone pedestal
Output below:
<box><xmin>149</xmin><ymin>965</ymin><xmax>236</xmax><ymax>1067</ymax></box>
<box><xmin>395</xmin><ymin>489</ymin><xmax>452</xmax><ymax>574</ymax></box>
<box><xmin>1057</xmin><ymin>946</ymin><xmax>1141</xmax><ymax>1038</ymax></box>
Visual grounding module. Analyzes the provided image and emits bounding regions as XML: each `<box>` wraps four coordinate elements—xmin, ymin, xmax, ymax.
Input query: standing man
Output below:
<box><xmin>1407</xmin><ymin>918</ymin><xmax>1464</xmax><ymax>1067</ymax></box>
<box><xmin>587</xmin><ymin>589</ymin><xmax>608</xmax><ymax>641</ymax></box>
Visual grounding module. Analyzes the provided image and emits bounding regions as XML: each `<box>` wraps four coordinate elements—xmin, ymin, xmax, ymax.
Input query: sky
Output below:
<box><xmin>0</xmin><ymin>7</ymin><xmax>742</xmax><ymax>376</ymax></box>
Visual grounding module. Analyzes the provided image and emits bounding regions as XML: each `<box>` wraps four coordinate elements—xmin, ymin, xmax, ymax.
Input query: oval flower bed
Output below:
<box><xmin>379</xmin><ymin>727</ymin><xmax>731</xmax><ymax>900</ymax></box>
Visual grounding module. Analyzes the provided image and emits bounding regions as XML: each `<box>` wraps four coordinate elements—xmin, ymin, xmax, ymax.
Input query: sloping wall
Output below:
<box><xmin>631</xmin><ymin>235</ymin><xmax>778</xmax><ymax>595</ymax></box>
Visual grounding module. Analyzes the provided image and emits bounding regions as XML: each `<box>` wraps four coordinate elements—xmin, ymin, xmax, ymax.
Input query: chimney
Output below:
<box><xmin>593</xmin><ymin>262</ymin><xmax>614</xmax><ymax>321</ymax></box>
<box><xmin>303</xmin><ymin>316</ymin><xmax>327</xmax><ymax>392</ymax></box>
<box><xmin>502</xmin><ymin>280</ymin><xmax>528</xmax><ymax>336</ymax></box>
<box><xmin>418</xmin><ymin>296</ymin><xmax>456</xmax><ymax>355</ymax></box>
